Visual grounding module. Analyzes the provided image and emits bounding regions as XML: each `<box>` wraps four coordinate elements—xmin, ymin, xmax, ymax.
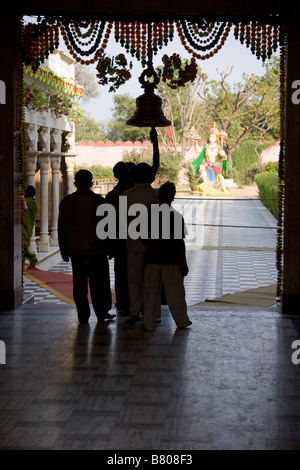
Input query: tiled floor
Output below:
<box><xmin>1</xmin><ymin>303</ymin><xmax>300</xmax><ymax>450</ymax></box>
<box><xmin>2</xmin><ymin>197</ymin><xmax>299</xmax><ymax>451</ymax></box>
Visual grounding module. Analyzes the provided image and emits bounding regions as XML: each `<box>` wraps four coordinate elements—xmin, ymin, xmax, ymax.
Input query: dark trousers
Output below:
<box><xmin>71</xmin><ymin>254</ymin><xmax>111</xmax><ymax>322</ymax></box>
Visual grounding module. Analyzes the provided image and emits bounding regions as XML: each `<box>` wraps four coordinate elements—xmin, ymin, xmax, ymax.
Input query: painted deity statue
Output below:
<box><xmin>189</xmin><ymin>124</ymin><xmax>228</xmax><ymax>192</ymax></box>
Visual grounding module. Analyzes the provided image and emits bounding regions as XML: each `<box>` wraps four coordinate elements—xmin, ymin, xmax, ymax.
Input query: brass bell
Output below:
<box><xmin>127</xmin><ymin>67</ymin><xmax>171</xmax><ymax>128</ymax></box>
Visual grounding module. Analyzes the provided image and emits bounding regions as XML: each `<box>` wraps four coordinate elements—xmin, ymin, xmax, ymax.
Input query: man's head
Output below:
<box><xmin>159</xmin><ymin>182</ymin><xmax>176</xmax><ymax>205</ymax></box>
<box><xmin>74</xmin><ymin>169</ymin><xmax>93</xmax><ymax>190</ymax></box>
<box><xmin>25</xmin><ymin>185</ymin><xmax>36</xmax><ymax>198</ymax></box>
<box><xmin>113</xmin><ymin>161</ymin><xmax>130</xmax><ymax>182</ymax></box>
<box><xmin>134</xmin><ymin>163</ymin><xmax>154</xmax><ymax>184</ymax></box>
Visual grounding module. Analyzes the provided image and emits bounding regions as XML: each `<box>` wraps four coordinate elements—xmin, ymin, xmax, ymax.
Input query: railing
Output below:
<box><xmin>92</xmin><ymin>178</ymin><xmax>117</xmax><ymax>195</ymax></box>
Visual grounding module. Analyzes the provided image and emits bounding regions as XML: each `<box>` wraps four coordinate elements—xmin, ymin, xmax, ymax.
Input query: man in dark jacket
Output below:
<box><xmin>58</xmin><ymin>169</ymin><xmax>115</xmax><ymax>324</ymax></box>
<box><xmin>106</xmin><ymin>162</ymin><xmax>134</xmax><ymax>317</ymax></box>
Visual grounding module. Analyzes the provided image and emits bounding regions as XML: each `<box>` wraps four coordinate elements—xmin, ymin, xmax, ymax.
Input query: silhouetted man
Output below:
<box><xmin>141</xmin><ymin>182</ymin><xmax>192</xmax><ymax>331</ymax></box>
<box><xmin>58</xmin><ymin>169</ymin><xmax>115</xmax><ymax>324</ymax></box>
<box><xmin>106</xmin><ymin>162</ymin><xmax>134</xmax><ymax>316</ymax></box>
<box><xmin>123</xmin><ymin>161</ymin><xmax>159</xmax><ymax>324</ymax></box>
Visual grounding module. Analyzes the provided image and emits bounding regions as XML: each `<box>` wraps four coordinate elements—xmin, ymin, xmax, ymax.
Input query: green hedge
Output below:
<box><xmin>74</xmin><ymin>165</ymin><xmax>114</xmax><ymax>179</ymax></box>
<box><xmin>255</xmin><ymin>171</ymin><xmax>279</xmax><ymax>219</ymax></box>
<box><xmin>232</xmin><ymin>140</ymin><xmax>259</xmax><ymax>173</ymax></box>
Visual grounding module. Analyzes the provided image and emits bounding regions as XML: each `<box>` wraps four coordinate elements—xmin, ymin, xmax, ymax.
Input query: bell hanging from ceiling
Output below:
<box><xmin>126</xmin><ymin>68</ymin><xmax>171</xmax><ymax>128</ymax></box>
<box><xmin>127</xmin><ymin>22</ymin><xmax>171</xmax><ymax>128</ymax></box>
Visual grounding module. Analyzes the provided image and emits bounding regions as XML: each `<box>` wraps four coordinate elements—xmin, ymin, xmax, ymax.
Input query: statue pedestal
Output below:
<box><xmin>193</xmin><ymin>182</ymin><xmax>236</xmax><ymax>196</ymax></box>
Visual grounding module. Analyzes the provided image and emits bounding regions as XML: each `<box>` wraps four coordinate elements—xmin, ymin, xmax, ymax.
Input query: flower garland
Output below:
<box><xmin>114</xmin><ymin>20</ymin><xmax>174</xmax><ymax>65</ymax></box>
<box><xmin>96</xmin><ymin>53</ymin><xmax>133</xmax><ymax>92</ymax></box>
<box><xmin>176</xmin><ymin>20</ymin><xmax>232</xmax><ymax>60</ymax></box>
<box><xmin>60</xmin><ymin>19</ymin><xmax>113</xmax><ymax>65</ymax></box>
<box><xmin>23</xmin><ymin>83</ymin><xmax>84</xmax><ymax>123</ymax></box>
<box><xmin>22</xmin><ymin>16</ymin><xmax>284</xmax><ymax>72</ymax></box>
<box><xmin>276</xmin><ymin>27</ymin><xmax>287</xmax><ymax>303</ymax></box>
<box><xmin>17</xmin><ymin>17</ymin><xmax>28</xmax><ymax>276</ymax></box>
<box><xmin>157</xmin><ymin>53</ymin><xmax>198</xmax><ymax>89</ymax></box>
<box><xmin>24</xmin><ymin>64</ymin><xmax>84</xmax><ymax>97</ymax></box>
<box><xmin>233</xmin><ymin>20</ymin><xmax>280</xmax><ymax>62</ymax></box>
<box><xmin>22</xmin><ymin>20</ymin><xmax>60</xmax><ymax>71</ymax></box>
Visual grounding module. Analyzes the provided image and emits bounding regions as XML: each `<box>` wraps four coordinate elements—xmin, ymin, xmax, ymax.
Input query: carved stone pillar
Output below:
<box><xmin>38</xmin><ymin>154</ymin><xmax>50</xmax><ymax>252</ymax></box>
<box><xmin>62</xmin><ymin>131</ymin><xmax>76</xmax><ymax>195</ymax></box>
<box><xmin>38</xmin><ymin>126</ymin><xmax>50</xmax><ymax>152</ymax></box>
<box><xmin>50</xmin><ymin>128</ymin><xmax>62</xmax><ymax>246</ymax></box>
<box><xmin>25</xmin><ymin>123</ymin><xmax>38</xmax><ymax>153</ymax></box>
<box><xmin>65</xmin><ymin>155</ymin><xmax>75</xmax><ymax>195</ymax></box>
<box><xmin>50</xmin><ymin>154</ymin><xmax>61</xmax><ymax>246</ymax></box>
<box><xmin>50</xmin><ymin>128</ymin><xmax>61</xmax><ymax>153</ymax></box>
<box><xmin>26</xmin><ymin>153</ymin><xmax>38</xmax><ymax>254</ymax></box>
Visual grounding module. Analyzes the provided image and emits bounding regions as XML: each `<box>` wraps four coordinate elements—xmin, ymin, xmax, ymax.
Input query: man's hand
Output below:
<box><xmin>61</xmin><ymin>253</ymin><xmax>69</xmax><ymax>262</ymax></box>
<box><xmin>180</xmin><ymin>263</ymin><xmax>189</xmax><ymax>277</ymax></box>
<box><xmin>150</xmin><ymin>127</ymin><xmax>158</xmax><ymax>145</ymax></box>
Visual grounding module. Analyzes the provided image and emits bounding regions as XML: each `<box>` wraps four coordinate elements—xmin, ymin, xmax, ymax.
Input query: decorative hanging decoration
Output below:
<box><xmin>157</xmin><ymin>53</ymin><xmax>198</xmax><ymax>89</ymax></box>
<box><xmin>22</xmin><ymin>20</ymin><xmax>60</xmax><ymax>71</ymax></box>
<box><xmin>96</xmin><ymin>53</ymin><xmax>133</xmax><ymax>92</ymax></box>
<box><xmin>60</xmin><ymin>19</ymin><xmax>113</xmax><ymax>65</ymax></box>
<box><xmin>276</xmin><ymin>27</ymin><xmax>286</xmax><ymax>303</ymax></box>
<box><xmin>17</xmin><ymin>17</ymin><xmax>29</xmax><ymax>275</ymax></box>
<box><xmin>21</xmin><ymin>16</ymin><xmax>284</xmax><ymax>85</ymax></box>
<box><xmin>233</xmin><ymin>21</ymin><xmax>280</xmax><ymax>62</ymax></box>
<box><xmin>114</xmin><ymin>20</ymin><xmax>174</xmax><ymax>66</ymax></box>
<box><xmin>176</xmin><ymin>20</ymin><xmax>232</xmax><ymax>60</ymax></box>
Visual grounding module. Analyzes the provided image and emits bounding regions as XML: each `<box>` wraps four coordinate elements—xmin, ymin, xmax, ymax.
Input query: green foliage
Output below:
<box><xmin>242</xmin><ymin>161</ymin><xmax>265</xmax><ymax>185</ymax></box>
<box><xmin>255</xmin><ymin>171</ymin><xmax>279</xmax><ymax>219</ymax></box>
<box><xmin>183</xmin><ymin>163</ymin><xmax>203</xmax><ymax>191</ymax></box>
<box><xmin>123</xmin><ymin>148</ymin><xmax>153</xmax><ymax>165</ymax></box>
<box><xmin>106</xmin><ymin>94</ymin><xmax>150</xmax><ymax>142</ymax></box>
<box><xmin>264</xmin><ymin>161</ymin><xmax>279</xmax><ymax>173</ymax></box>
<box><xmin>123</xmin><ymin>148</ymin><xmax>183</xmax><ymax>186</ymax></box>
<box><xmin>74</xmin><ymin>165</ymin><xmax>114</xmax><ymax>180</ymax></box>
<box><xmin>88</xmin><ymin>165</ymin><xmax>115</xmax><ymax>179</ymax></box>
<box><xmin>23</xmin><ymin>83</ymin><xmax>84</xmax><ymax>123</ymax></box>
<box><xmin>154</xmin><ymin>151</ymin><xmax>183</xmax><ymax>186</ymax></box>
<box><xmin>198</xmin><ymin>58</ymin><xmax>280</xmax><ymax>170</ymax></box>
<box><xmin>232</xmin><ymin>140</ymin><xmax>259</xmax><ymax>173</ymax></box>
<box><xmin>75</xmin><ymin>113</ymin><xmax>107</xmax><ymax>142</ymax></box>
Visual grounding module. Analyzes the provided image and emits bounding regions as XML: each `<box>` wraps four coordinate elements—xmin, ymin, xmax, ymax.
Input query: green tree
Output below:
<box><xmin>74</xmin><ymin>63</ymin><xmax>100</xmax><ymax>103</ymax></box>
<box><xmin>74</xmin><ymin>64</ymin><xmax>104</xmax><ymax>141</ymax></box>
<box><xmin>156</xmin><ymin>64</ymin><xmax>208</xmax><ymax>156</ymax></box>
<box><xmin>197</xmin><ymin>59</ymin><xmax>280</xmax><ymax>172</ymax></box>
<box><xmin>75</xmin><ymin>112</ymin><xmax>107</xmax><ymax>142</ymax></box>
<box><xmin>106</xmin><ymin>94</ymin><xmax>150</xmax><ymax>142</ymax></box>
<box><xmin>123</xmin><ymin>148</ymin><xmax>183</xmax><ymax>185</ymax></box>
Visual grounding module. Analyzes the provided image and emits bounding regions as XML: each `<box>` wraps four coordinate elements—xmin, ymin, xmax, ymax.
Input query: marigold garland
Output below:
<box><xmin>176</xmin><ymin>20</ymin><xmax>232</xmax><ymax>60</ymax></box>
<box><xmin>96</xmin><ymin>53</ymin><xmax>133</xmax><ymax>92</ymax></box>
<box><xmin>276</xmin><ymin>28</ymin><xmax>287</xmax><ymax>303</ymax></box>
<box><xmin>157</xmin><ymin>53</ymin><xmax>198</xmax><ymax>89</ymax></box>
<box><xmin>21</xmin><ymin>16</ymin><xmax>285</xmax><ymax>96</ymax></box>
<box><xmin>23</xmin><ymin>20</ymin><xmax>60</xmax><ymax>71</ymax></box>
<box><xmin>233</xmin><ymin>20</ymin><xmax>280</xmax><ymax>62</ymax></box>
<box><xmin>17</xmin><ymin>17</ymin><xmax>28</xmax><ymax>276</ymax></box>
